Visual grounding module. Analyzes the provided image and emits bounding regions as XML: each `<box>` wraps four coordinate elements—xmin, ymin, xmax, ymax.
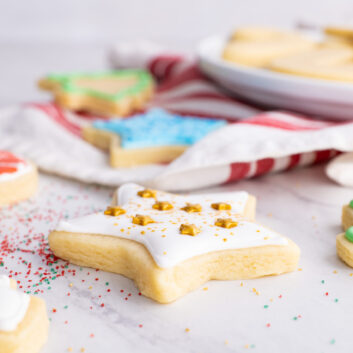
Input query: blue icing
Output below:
<box><xmin>92</xmin><ymin>109</ymin><xmax>226</xmax><ymax>149</ymax></box>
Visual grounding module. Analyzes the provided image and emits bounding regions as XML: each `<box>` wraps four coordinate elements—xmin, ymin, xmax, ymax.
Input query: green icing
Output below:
<box><xmin>349</xmin><ymin>200</ymin><xmax>353</xmax><ymax>209</ymax></box>
<box><xmin>345</xmin><ymin>226</ymin><xmax>353</xmax><ymax>243</ymax></box>
<box><xmin>46</xmin><ymin>69</ymin><xmax>153</xmax><ymax>102</ymax></box>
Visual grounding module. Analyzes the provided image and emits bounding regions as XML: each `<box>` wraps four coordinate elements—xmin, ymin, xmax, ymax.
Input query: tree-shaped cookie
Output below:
<box><xmin>38</xmin><ymin>70</ymin><xmax>154</xmax><ymax>117</ymax></box>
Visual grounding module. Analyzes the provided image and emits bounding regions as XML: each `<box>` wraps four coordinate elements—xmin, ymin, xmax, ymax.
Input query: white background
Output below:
<box><xmin>1</xmin><ymin>0</ymin><xmax>353</xmax><ymax>46</ymax></box>
<box><xmin>1</xmin><ymin>0</ymin><xmax>353</xmax><ymax>106</ymax></box>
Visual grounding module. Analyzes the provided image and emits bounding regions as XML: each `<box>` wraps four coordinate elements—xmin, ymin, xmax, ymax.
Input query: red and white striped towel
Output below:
<box><xmin>0</xmin><ymin>47</ymin><xmax>353</xmax><ymax>190</ymax></box>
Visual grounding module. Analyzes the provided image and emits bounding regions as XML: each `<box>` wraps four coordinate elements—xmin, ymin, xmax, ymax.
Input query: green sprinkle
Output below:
<box><xmin>264</xmin><ymin>305</ymin><xmax>269</xmax><ymax>309</ymax></box>
<box><xmin>105</xmin><ymin>282</ymin><xmax>109</xmax><ymax>286</ymax></box>
<box><xmin>293</xmin><ymin>317</ymin><xmax>298</xmax><ymax>321</ymax></box>
<box><xmin>64</xmin><ymin>305</ymin><xmax>68</xmax><ymax>309</ymax></box>
<box><xmin>334</xmin><ymin>298</ymin><xmax>339</xmax><ymax>303</ymax></box>
<box><xmin>349</xmin><ymin>200</ymin><xmax>353</xmax><ymax>209</ymax></box>
<box><xmin>345</xmin><ymin>226</ymin><xmax>353</xmax><ymax>243</ymax></box>
<box><xmin>330</xmin><ymin>339</ymin><xmax>336</xmax><ymax>344</ymax></box>
<box><xmin>321</xmin><ymin>280</ymin><xmax>325</xmax><ymax>284</ymax></box>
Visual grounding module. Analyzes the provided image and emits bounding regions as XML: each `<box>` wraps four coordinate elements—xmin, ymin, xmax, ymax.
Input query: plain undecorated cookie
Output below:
<box><xmin>223</xmin><ymin>27</ymin><xmax>315</xmax><ymax>67</ymax></box>
<box><xmin>269</xmin><ymin>46</ymin><xmax>353</xmax><ymax>82</ymax></box>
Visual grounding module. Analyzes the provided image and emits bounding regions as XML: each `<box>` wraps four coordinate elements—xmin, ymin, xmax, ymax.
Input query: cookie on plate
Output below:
<box><xmin>82</xmin><ymin>109</ymin><xmax>226</xmax><ymax>167</ymax></box>
<box><xmin>223</xmin><ymin>26</ymin><xmax>315</xmax><ymax>67</ymax></box>
<box><xmin>325</xmin><ymin>26</ymin><xmax>353</xmax><ymax>41</ymax></box>
<box><xmin>0</xmin><ymin>275</ymin><xmax>49</xmax><ymax>353</ymax></box>
<box><xmin>0</xmin><ymin>151</ymin><xmax>38</xmax><ymax>206</ymax></box>
<box><xmin>49</xmin><ymin>183</ymin><xmax>300</xmax><ymax>303</ymax></box>
<box><xmin>269</xmin><ymin>46</ymin><xmax>353</xmax><ymax>82</ymax></box>
<box><xmin>38</xmin><ymin>70</ymin><xmax>154</xmax><ymax>117</ymax></box>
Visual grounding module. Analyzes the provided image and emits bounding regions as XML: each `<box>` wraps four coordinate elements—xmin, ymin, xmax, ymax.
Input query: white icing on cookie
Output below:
<box><xmin>57</xmin><ymin>183</ymin><xmax>288</xmax><ymax>268</ymax></box>
<box><xmin>0</xmin><ymin>151</ymin><xmax>33</xmax><ymax>183</ymax></box>
<box><xmin>0</xmin><ymin>275</ymin><xmax>30</xmax><ymax>332</ymax></box>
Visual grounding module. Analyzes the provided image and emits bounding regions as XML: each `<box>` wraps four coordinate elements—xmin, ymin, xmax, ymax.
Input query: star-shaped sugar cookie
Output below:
<box><xmin>49</xmin><ymin>183</ymin><xmax>300</xmax><ymax>303</ymax></box>
<box><xmin>38</xmin><ymin>70</ymin><xmax>154</xmax><ymax>117</ymax></box>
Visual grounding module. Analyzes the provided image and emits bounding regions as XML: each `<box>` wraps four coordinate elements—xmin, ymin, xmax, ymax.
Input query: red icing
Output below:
<box><xmin>0</xmin><ymin>150</ymin><xmax>25</xmax><ymax>175</ymax></box>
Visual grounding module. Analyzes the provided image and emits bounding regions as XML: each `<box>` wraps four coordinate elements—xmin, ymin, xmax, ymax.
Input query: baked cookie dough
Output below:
<box><xmin>269</xmin><ymin>46</ymin><xmax>353</xmax><ymax>82</ymax></box>
<box><xmin>325</xmin><ymin>26</ymin><xmax>353</xmax><ymax>41</ymax></box>
<box><xmin>38</xmin><ymin>70</ymin><xmax>154</xmax><ymax>117</ymax></box>
<box><xmin>49</xmin><ymin>183</ymin><xmax>300</xmax><ymax>303</ymax></box>
<box><xmin>342</xmin><ymin>201</ymin><xmax>353</xmax><ymax>231</ymax></box>
<box><xmin>336</xmin><ymin>227</ymin><xmax>353</xmax><ymax>268</ymax></box>
<box><xmin>82</xmin><ymin>109</ymin><xmax>226</xmax><ymax>167</ymax></box>
<box><xmin>0</xmin><ymin>275</ymin><xmax>49</xmax><ymax>353</ymax></box>
<box><xmin>0</xmin><ymin>151</ymin><xmax>38</xmax><ymax>206</ymax></box>
<box><xmin>223</xmin><ymin>27</ymin><xmax>315</xmax><ymax>67</ymax></box>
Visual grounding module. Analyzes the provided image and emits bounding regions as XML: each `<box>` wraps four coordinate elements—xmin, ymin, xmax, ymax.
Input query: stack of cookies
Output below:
<box><xmin>223</xmin><ymin>26</ymin><xmax>353</xmax><ymax>82</ymax></box>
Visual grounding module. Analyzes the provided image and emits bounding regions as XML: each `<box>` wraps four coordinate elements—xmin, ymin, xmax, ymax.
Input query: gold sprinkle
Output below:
<box><xmin>211</xmin><ymin>202</ymin><xmax>231</xmax><ymax>211</ymax></box>
<box><xmin>223</xmin><ymin>238</ymin><xmax>227</xmax><ymax>242</ymax></box>
<box><xmin>240</xmin><ymin>282</ymin><xmax>243</xmax><ymax>287</ymax></box>
<box><xmin>163</xmin><ymin>251</ymin><xmax>167</xmax><ymax>255</ymax></box>
<box><xmin>88</xmin><ymin>286</ymin><xmax>92</xmax><ymax>290</ymax></box>
<box><xmin>152</xmin><ymin>201</ymin><xmax>173</xmax><ymax>211</ymax></box>
<box><xmin>203</xmin><ymin>287</ymin><xmax>208</xmax><ymax>291</ymax></box>
<box><xmin>120</xmin><ymin>228</ymin><xmax>124</xmax><ymax>232</ymax></box>
<box><xmin>298</xmin><ymin>268</ymin><xmax>302</xmax><ymax>271</ymax></box>
<box><xmin>67</xmin><ymin>348</ymin><xmax>73</xmax><ymax>352</ymax></box>
<box><xmin>225</xmin><ymin>340</ymin><xmax>229</xmax><ymax>345</ymax></box>
<box><xmin>263</xmin><ymin>236</ymin><xmax>269</xmax><ymax>240</ymax></box>
<box><xmin>132</xmin><ymin>214</ymin><xmax>154</xmax><ymax>226</ymax></box>
<box><xmin>162</xmin><ymin>235</ymin><xmax>166</xmax><ymax>238</ymax></box>
<box><xmin>114</xmin><ymin>223</ymin><xmax>118</xmax><ymax>226</ymax></box>
<box><xmin>80</xmin><ymin>349</ymin><xmax>85</xmax><ymax>353</ymax></box>
<box><xmin>181</xmin><ymin>203</ymin><xmax>202</xmax><ymax>213</ymax></box>
<box><xmin>350</xmin><ymin>273</ymin><xmax>353</xmax><ymax>277</ymax></box>
<box><xmin>180</xmin><ymin>224</ymin><xmax>200</xmax><ymax>236</ymax></box>
<box><xmin>69</xmin><ymin>283</ymin><xmax>73</xmax><ymax>287</ymax></box>
<box><xmin>104</xmin><ymin>206</ymin><xmax>126</xmax><ymax>216</ymax></box>
<box><xmin>140</xmin><ymin>231</ymin><xmax>145</xmax><ymax>235</ymax></box>
<box><xmin>215</xmin><ymin>218</ymin><xmax>238</xmax><ymax>229</ymax></box>
<box><xmin>185</xmin><ymin>328</ymin><xmax>190</xmax><ymax>332</ymax></box>
<box><xmin>137</xmin><ymin>189</ymin><xmax>156</xmax><ymax>198</ymax></box>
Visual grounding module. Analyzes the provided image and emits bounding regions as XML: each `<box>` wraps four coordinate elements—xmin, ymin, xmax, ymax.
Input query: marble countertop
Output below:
<box><xmin>1</xmin><ymin>41</ymin><xmax>352</xmax><ymax>353</ymax></box>
<box><xmin>1</xmin><ymin>164</ymin><xmax>352</xmax><ymax>353</ymax></box>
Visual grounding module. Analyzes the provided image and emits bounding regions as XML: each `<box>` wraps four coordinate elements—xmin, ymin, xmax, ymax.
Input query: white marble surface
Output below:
<box><xmin>0</xmin><ymin>164</ymin><xmax>352</xmax><ymax>353</ymax></box>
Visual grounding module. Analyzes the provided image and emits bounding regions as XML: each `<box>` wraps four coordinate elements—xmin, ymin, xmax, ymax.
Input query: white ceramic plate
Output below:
<box><xmin>197</xmin><ymin>35</ymin><xmax>353</xmax><ymax>120</ymax></box>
